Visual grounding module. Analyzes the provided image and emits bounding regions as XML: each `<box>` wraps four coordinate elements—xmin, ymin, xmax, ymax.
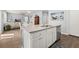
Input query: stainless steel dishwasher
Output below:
<box><xmin>56</xmin><ymin>25</ymin><xmax>61</xmax><ymax>40</ymax></box>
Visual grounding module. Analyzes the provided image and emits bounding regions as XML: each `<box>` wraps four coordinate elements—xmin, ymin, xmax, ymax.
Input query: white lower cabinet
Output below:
<box><xmin>52</xmin><ymin>28</ymin><xmax>57</xmax><ymax>43</ymax></box>
<box><xmin>47</xmin><ymin>28</ymin><xmax>53</xmax><ymax>47</ymax></box>
<box><xmin>47</xmin><ymin>27</ymin><xmax>56</xmax><ymax>47</ymax></box>
<box><xmin>31</xmin><ymin>30</ymin><xmax>47</xmax><ymax>48</ymax></box>
<box><xmin>22</xmin><ymin>27</ymin><xmax>57</xmax><ymax>48</ymax></box>
<box><xmin>31</xmin><ymin>38</ymin><xmax>40</xmax><ymax>48</ymax></box>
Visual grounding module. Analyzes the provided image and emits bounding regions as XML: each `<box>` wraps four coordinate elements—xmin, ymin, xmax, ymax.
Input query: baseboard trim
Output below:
<box><xmin>69</xmin><ymin>34</ymin><xmax>79</xmax><ymax>38</ymax></box>
<box><xmin>61</xmin><ymin>32</ymin><xmax>79</xmax><ymax>38</ymax></box>
<box><xmin>61</xmin><ymin>32</ymin><xmax>70</xmax><ymax>35</ymax></box>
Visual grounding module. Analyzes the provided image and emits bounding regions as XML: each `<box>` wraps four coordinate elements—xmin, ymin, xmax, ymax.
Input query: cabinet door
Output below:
<box><xmin>31</xmin><ymin>38</ymin><xmax>40</xmax><ymax>48</ymax></box>
<box><xmin>52</xmin><ymin>28</ymin><xmax>57</xmax><ymax>43</ymax></box>
<box><xmin>31</xmin><ymin>30</ymin><xmax>46</xmax><ymax>48</ymax></box>
<box><xmin>47</xmin><ymin>27</ymin><xmax>57</xmax><ymax>47</ymax></box>
<box><xmin>47</xmin><ymin>28</ymin><xmax>53</xmax><ymax>47</ymax></box>
<box><xmin>39</xmin><ymin>30</ymin><xmax>47</xmax><ymax>48</ymax></box>
<box><xmin>22</xmin><ymin>28</ymin><xmax>30</xmax><ymax>48</ymax></box>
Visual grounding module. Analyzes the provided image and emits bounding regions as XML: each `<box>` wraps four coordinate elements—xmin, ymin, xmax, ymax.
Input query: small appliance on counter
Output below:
<box><xmin>34</xmin><ymin>15</ymin><xmax>39</xmax><ymax>25</ymax></box>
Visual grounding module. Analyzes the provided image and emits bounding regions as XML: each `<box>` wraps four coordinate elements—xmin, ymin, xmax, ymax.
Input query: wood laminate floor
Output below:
<box><xmin>0</xmin><ymin>29</ymin><xmax>79</xmax><ymax>48</ymax></box>
<box><xmin>57</xmin><ymin>34</ymin><xmax>79</xmax><ymax>48</ymax></box>
<box><xmin>0</xmin><ymin>29</ymin><xmax>21</xmax><ymax>48</ymax></box>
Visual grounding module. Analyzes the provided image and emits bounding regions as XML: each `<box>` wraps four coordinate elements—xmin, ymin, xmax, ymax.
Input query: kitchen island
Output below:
<box><xmin>21</xmin><ymin>24</ymin><xmax>60</xmax><ymax>48</ymax></box>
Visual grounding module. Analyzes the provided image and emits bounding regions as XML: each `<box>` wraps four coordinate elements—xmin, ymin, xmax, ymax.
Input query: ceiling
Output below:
<box><xmin>6</xmin><ymin>10</ymin><xmax>34</xmax><ymax>14</ymax></box>
<box><xmin>6</xmin><ymin>10</ymin><xmax>47</xmax><ymax>14</ymax></box>
<box><xmin>5</xmin><ymin>10</ymin><xmax>48</xmax><ymax>16</ymax></box>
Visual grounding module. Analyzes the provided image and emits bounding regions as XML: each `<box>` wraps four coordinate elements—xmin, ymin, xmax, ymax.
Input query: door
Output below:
<box><xmin>70</xmin><ymin>11</ymin><xmax>79</xmax><ymax>36</ymax></box>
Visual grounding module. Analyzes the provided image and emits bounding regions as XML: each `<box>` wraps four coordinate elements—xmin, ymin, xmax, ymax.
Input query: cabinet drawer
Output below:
<box><xmin>31</xmin><ymin>37</ymin><xmax>43</xmax><ymax>40</ymax></box>
<box><xmin>30</xmin><ymin>31</ymin><xmax>43</xmax><ymax>39</ymax></box>
<box><xmin>47</xmin><ymin>27</ymin><xmax>56</xmax><ymax>32</ymax></box>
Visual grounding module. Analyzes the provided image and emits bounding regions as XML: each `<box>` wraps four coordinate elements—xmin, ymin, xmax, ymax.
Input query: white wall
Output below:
<box><xmin>0</xmin><ymin>11</ymin><xmax>1</xmax><ymax>33</ymax></box>
<box><xmin>3</xmin><ymin>11</ymin><xmax>7</xmax><ymax>23</ymax></box>
<box><xmin>61</xmin><ymin>10</ymin><xmax>79</xmax><ymax>36</ymax></box>
<box><xmin>0</xmin><ymin>11</ymin><xmax>3</xmax><ymax>33</ymax></box>
<box><xmin>62</xmin><ymin>10</ymin><xmax>70</xmax><ymax>34</ymax></box>
<box><xmin>69</xmin><ymin>10</ymin><xmax>79</xmax><ymax>36</ymax></box>
<box><xmin>62</xmin><ymin>10</ymin><xmax>79</xmax><ymax>36</ymax></box>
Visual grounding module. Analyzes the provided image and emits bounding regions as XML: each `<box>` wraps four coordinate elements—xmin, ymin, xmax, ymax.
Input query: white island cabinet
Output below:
<box><xmin>22</xmin><ymin>25</ymin><xmax>57</xmax><ymax>48</ymax></box>
<box><xmin>47</xmin><ymin>27</ymin><xmax>56</xmax><ymax>47</ymax></box>
<box><xmin>30</xmin><ymin>30</ymin><xmax>47</xmax><ymax>48</ymax></box>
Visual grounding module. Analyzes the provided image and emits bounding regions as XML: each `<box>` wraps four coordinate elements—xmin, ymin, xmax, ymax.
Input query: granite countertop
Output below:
<box><xmin>22</xmin><ymin>24</ymin><xmax>60</xmax><ymax>33</ymax></box>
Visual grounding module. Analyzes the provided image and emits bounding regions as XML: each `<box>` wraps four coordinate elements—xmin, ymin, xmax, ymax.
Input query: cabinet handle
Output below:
<box><xmin>39</xmin><ymin>33</ymin><xmax>41</xmax><ymax>36</ymax></box>
<box><xmin>39</xmin><ymin>37</ymin><xmax>42</xmax><ymax>40</ymax></box>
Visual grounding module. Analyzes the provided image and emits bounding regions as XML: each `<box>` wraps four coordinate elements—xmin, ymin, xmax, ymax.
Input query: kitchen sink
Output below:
<box><xmin>40</xmin><ymin>25</ymin><xmax>52</xmax><ymax>27</ymax></box>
